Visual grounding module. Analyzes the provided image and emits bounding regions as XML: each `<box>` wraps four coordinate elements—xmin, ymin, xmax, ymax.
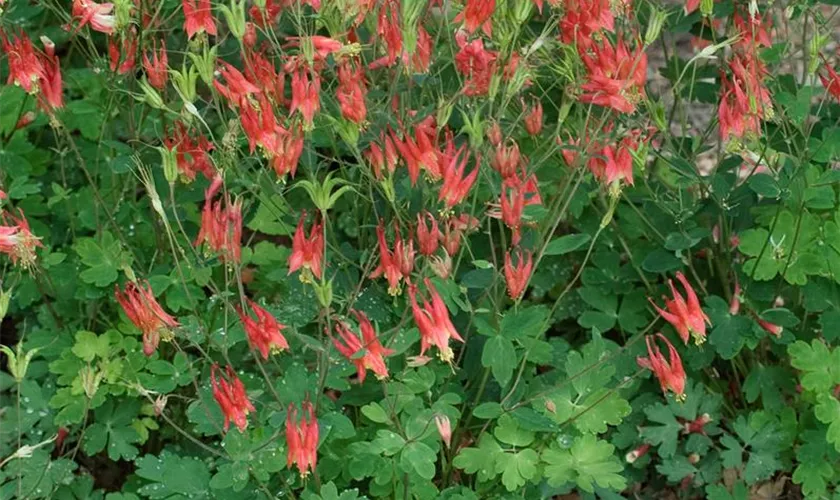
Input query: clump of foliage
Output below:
<box><xmin>2</xmin><ymin>0</ymin><xmax>840</xmax><ymax>498</ymax></box>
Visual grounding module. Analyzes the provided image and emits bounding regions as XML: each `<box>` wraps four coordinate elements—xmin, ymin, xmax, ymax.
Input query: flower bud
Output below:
<box><xmin>434</xmin><ymin>415</ymin><xmax>452</xmax><ymax>448</ymax></box>
<box><xmin>220</xmin><ymin>0</ymin><xmax>247</xmax><ymax>42</ymax></box>
<box><xmin>645</xmin><ymin>8</ymin><xmax>668</xmax><ymax>47</ymax></box>
<box><xmin>625</xmin><ymin>444</ymin><xmax>651</xmax><ymax>463</ymax></box>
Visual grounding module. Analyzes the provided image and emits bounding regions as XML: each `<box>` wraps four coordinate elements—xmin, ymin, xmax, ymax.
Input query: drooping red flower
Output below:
<box><xmin>336</xmin><ymin>59</ymin><xmax>367</xmax><ymax>124</ymax></box>
<box><xmin>756</xmin><ymin>317</ymin><xmax>782</xmax><ymax>337</ymax></box>
<box><xmin>394</xmin><ymin>121</ymin><xmax>443</xmax><ymax>184</ymax></box>
<box><xmin>523</xmin><ymin>101</ymin><xmax>543</xmax><ymax>136</ymax></box>
<box><xmin>289</xmin><ymin>67</ymin><xmax>321</xmax><ymax>129</ymax></box>
<box><xmin>249</xmin><ymin>0</ymin><xmax>282</xmax><ymax>27</ymax></box>
<box><xmin>416</xmin><ymin>211</ymin><xmax>441</xmax><ymax>257</ymax></box>
<box><xmin>214</xmin><ymin>61</ymin><xmax>261</xmax><ymax>106</ymax></box>
<box><xmin>164</xmin><ymin>121</ymin><xmax>216</xmax><ymax>181</ymax></box>
<box><xmin>369</xmin><ymin>0</ymin><xmax>402</xmax><ymax>69</ymax></box>
<box><xmin>649</xmin><ymin>271</ymin><xmax>710</xmax><ymax>345</ymax></box>
<box><xmin>718</xmin><ymin>52</ymin><xmax>771</xmax><ymax>140</ymax></box>
<box><xmin>239</xmin><ymin>95</ymin><xmax>303</xmax><ymax>179</ymax></box>
<box><xmin>332</xmin><ymin>310</ymin><xmax>394</xmax><ymax>383</ymax></box>
<box><xmin>0</xmin><ymin>209</ymin><xmax>41</xmax><ymax>269</ymax></box>
<box><xmin>455</xmin><ymin>0</ymin><xmax>496</xmax><ymax>37</ymax></box>
<box><xmin>243</xmin><ymin>48</ymin><xmax>285</xmax><ymax>104</ymax></box>
<box><xmin>36</xmin><ymin>36</ymin><xmax>63</xmax><ymax>111</ymax></box>
<box><xmin>504</xmin><ymin>249</ymin><xmax>533</xmax><ymax>299</ymax></box>
<box><xmin>371</xmin><ymin>222</ymin><xmax>415</xmax><ymax>295</ymax></box>
<box><xmin>72</xmin><ymin>0</ymin><xmax>116</xmax><ymax>34</ymax></box>
<box><xmin>108</xmin><ymin>32</ymin><xmax>138</xmax><ymax>75</ymax></box>
<box><xmin>211</xmin><ymin>364</ymin><xmax>255</xmax><ymax>432</ymax></box>
<box><xmin>454</xmin><ymin>31</ymin><xmax>498</xmax><ymax>97</ymax></box>
<box><xmin>286</xmin><ymin>401</ymin><xmax>319</xmax><ymax>476</ymax></box>
<box><xmin>182</xmin><ymin>0</ymin><xmax>217</xmax><ymax>39</ymax></box>
<box><xmin>579</xmin><ymin>37</ymin><xmax>647</xmax><ymax>114</ymax></box>
<box><xmin>733</xmin><ymin>11</ymin><xmax>772</xmax><ymax>50</ymax></box>
<box><xmin>366</xmin><ymin>131</ymin><xmax>399</xmax><ymax>179</ymax></box>
<box><xmin>439</xmin><ymin>147</ymin><xmax>479</xmax><ymax>209</ymax></box>
<box><xmin>2</xmin><ymin>30</ymin><xmax>46</xmax><ymax>94</ymax></box>
<box><xmin>588</xmin><ymin>137</ymin><xmax>638</xmax><ymax>186</ymax></box>
<box><xmin>195</xmin><ymin>176</ymin><xmax>243</xmax><ymax>263</ymax></box>
<box><xmin>637</xmin><ymin>333</ymin><xmax>686</xmax><ymax>400</ymax></box>
<box><xmin>288</xmin><ymin>212</ymin><xmax>324</xmax><ymax>282</ymax></box>
<box><xmin>819</xmin><ymin>54</ymin><xmax>840</xmax><ymax>104</ymax></box>
<box><xmin>114</xmin><ymin>280</ymin><xmax>179</xmax><ymax>356</ymax></box>
<box><xmin>142</xmin><ymin>39</ymin><xmax>168</xmax><ymax>90</ymax></box>
<box><xmin>492</xmin><ymin>140</ymin><xmax>522</xmax><ymax>179</ymax></box>
<box><xmin>238</xmin><ymin>299</ymin><xmax>289</xmax><ymax>359</ymax></box>
<box><xmin>558</xmin><ymin>0</ymin><xmax>614</xmax><ymax>48</ymax></box>
<box><xmin>408</xmin><ymin>278</ymin><xmax>464</xmax><ymax>362</ymax></box>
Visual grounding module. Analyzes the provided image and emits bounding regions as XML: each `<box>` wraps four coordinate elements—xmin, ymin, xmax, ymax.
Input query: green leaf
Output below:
<box><xmin>74</xmin><ymin>231</ymin><xmax>130</xmax><ymax>287</ymax></box>
<box><xmin>71</xmin><ymin>330</ymin><xmax>110</xmax><ymax>362</ymax></box>
<box><xmin>399</xmin><ymin>442</ymin><xmax>437</xmax><ymax>480</ymax></box>
<box><xmin>453</xmin><ymin>435</ymin><xmax>503</xmax><ymax>482</ymax></box>
<box><xmin>493</xmin><ymin>414</ymin><xmax>534</xmax><ymax>447</ymax></box>
<box><xmin>747</xmin><ymin>173</ymin><xmax>780</xmax><ymax>198</ymax></box>
<box><xmin>544</xmin><ymin>233</ymin><xmax>591</xmax><ymax>255</ymax></box>
<box><xmin>361</xmin><ymin>402</ymin><xmax>390</xmax><ymax>424</ymax></box>
<box><xmin>135</xmin><ymin>451</ymin><xmax>211</xmax><ymax>498</ymax></box>
<box><xmin>473</xmin><ymin>402</ymin><xmax>502</xmax><ymax>419</ymax></box>
<box><xmin>541</xmin><ymin>434</ymin><xmax>626</xmax><ymax>493</ymax></box>
<box><xmin>640</xmin><ymin>403</ymin><xmax>682</xmax><ymax>458</ymax></box>
<box><xmin>500</xmin><ymin>306</ymin><xmax>549</xmax><ymax>339</ymax></box>
<box><xmin>789</xmin><ymin>340</ymin><xmax>840</xmax><ymax>393</ymax></box>
<box><xmin>815</xmin><ymin>393</ymin><xmax>840</xmax><ymax>452</ymax></box>
<box><xmin>495</xmin><ymin>449</ymin><xmax>538</xmax><ymax>491</ymax></box>
<box><xmin>482</xmin><ymin>336</ymin><xmax>516</xmax><ymax>386</ymax></box>
<box><xmin>655</xmin><ymin>455</ymin><xmax>697</xmax><ymax>482</ymax></box>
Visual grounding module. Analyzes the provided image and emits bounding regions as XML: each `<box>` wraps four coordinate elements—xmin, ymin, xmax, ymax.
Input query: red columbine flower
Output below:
<box><xmin>366</xmin><ymin>131</ymin><xmax>399</xmax><ymax>179</ymax></box>
<box><xmin>455</xmin><ymin>0</ymin><xmax>495</xmax><ymax>36</ymax></box>
<box><xmin>35</xmin><ymin>36</ymin><xmax>63</xmax><ymax>111</ymax></box>
<box><xmin>626</xmin><ymin>444</ymin><xmax>651</xmax><ymax>463</ymax></box>
<box><xmin>142</xmin><ymin>39</ymin><xmax>168</xmax><ymax>90</ymax></box>
<box><xmin>683</xmin><ymin>414</ymin><xmax>712</xmax><ymax>434</ymax></box>
<box><xmin>108</xmin><ymin>32</ymin><xmax>137</xmax><ymax>75</ymax></box>
<box><xmin>637</xmin><ymin>333</ymin><xmax>686</xmax><ymax>400</ymax></box>
<box><xmin>756</xmin><ymin>317</ymin><xmax>782</xmax><ymax>337</ymax></box>
<box><xmin>249</xmin><ymin>0</ymin><xmax>282</xmax><ymax>26</ymax></box>
<box><xmin>579</xmin><ymin>37</ymin><xmax>647</xmax><ymax>114</ymax></box>
<box><xmin>371</xmin><ymin>222</ymin><xmax>415</xmax><ymax>295</ymax></box>
<box><xmin>289</xmin><ymin>67</ymin><xmax>321</xmax><ymax>129</ymax></box>
<box><xmin>559</xmin><ymin>0</ymin><xmax>614</xmax><ymax>48</ymax></box>
<box><xmin>733</xmin><ymin>11</ymin><xmax>772</xmax><ymax>51</ymax></box>
<box><xmin>286</xmin><ymin>401</ymin><xmax>318</xmax><ymax>477</ymax></box>
<box><xmin>211</xmin><ymin>365</ymin><xmax>255</xmax><ymax>433</ymax></box>
<box><xmin>487</xmin><ymin>121</ymin><xmax>502</xmax><ymax>147</ymax></box>
<box><xmin>333</xmin><ymin>310</ymin><xmax>394</xmax><ymax>383</ymax></box>
<box><xmin>441</xmin><ymin>218</ymin><xmax>463</xmax><ymax>256</ymax></box>
<box><xmin>504</xmin><ymin>249</ymin><xmax>533</xmax><ymax>299</ymax></box>
<box><xmin>416</xmin><ymin>212</ymin><xmax>441</xmax><ymax>257</ymax></box>
<box><xmin>819</xmin><ymin>55</ymin><xmax>840</xmax><ymax>103</ymax></box>
<box><xmin>2</xmin><ymin>31</ymin><xmax>63</xmax><ymax>111</ymax></box>
<box><xmin>588</xmin><ymin>137</ymin><xmax>638</xmax><ymax>186</ymax></box>
<box><xmin>492</xmin><ymin>140</ymin><xmax>522</xmax><ymax>179</ymax></box>
<box><xmin>523</xmin><ymin>101</ymin><xmax>543</xmax><ymax>136</ymax></box>
<box><xmin>238</xmin><ymin>299</ymin><xmax>289</xmax><ymax>359</ymax></box>
<box><xmin>115</xmin><ymin>280</ymin><xmax>179</xmax><ymax>356</ymax></box>
<box><xmin>336</xmin><ymin>59</ymin><xmax>367</xmax><ymax>124</ymax></box>
<box><xmin>72</xmin><ymin>0</ymin><xmax>116</xmax><ymax>34</ymax></box>
<box><xmin>288</xmin><ymin>212</ymin><xmax>324</xmax><ymax>282</ymax></box>
<box><xmin>214</xmin><ymin>61</ymin><xmax>261</xmax><ymax>106</ymax></box>
<box><xmin>649</xmin><ymin>271</ymin><xmax>710</xmax><ymax>345</ymax></box>
<box><xmin>369</xmin><ymin>0</ymin><xmax>402</xmax><ymax>69</ymax></box>
<box><xmin>195</xmin><ymin>176</ymin><xmax>243</xmax><ymax>263</ymax></box>
<box><xmin>454</xmin><ymin>31</ymin><xmax>498</xmax><ymax>96</ymax></box>
<box><xmin>0</xmin><ymin>209</ymin><xmax>41</xmax><ymax>268</ymax></box>
<box><xmin>285</xmin><ymin>36</ymin><xmax>343</xmax><ymax>62</ymax></box>
<box><xmin>239</xmin><ymin>95</ymin><xmax>303</xmax><ymax>179</ymax></box>
<box><xmin>165</xmin><ymin>121</ymin><xmax>215</xmax><ymax>181</ymax></box>
<box><xmin>408</xmin><ymin>278</ymin><xmax>464</xmax><ymax>362</ymax></box>
<box><xmin>244</xmin><ymin>48</ymin><xmax>285</xmax><ymax>105</ymax></box>
<box><xmin>183</xmin><ymin>0</ymin><xmax>217</xmax><ymax>39</ymax></box>
<box><xmin>439</xmin><ymin>147</ymin><xmax>479</xmax><ymax>209</ymax></box>
<box><xmin>401</xmin><ymin>26</ymin><xmax>433</xmax><ymax>73</ymax></box>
